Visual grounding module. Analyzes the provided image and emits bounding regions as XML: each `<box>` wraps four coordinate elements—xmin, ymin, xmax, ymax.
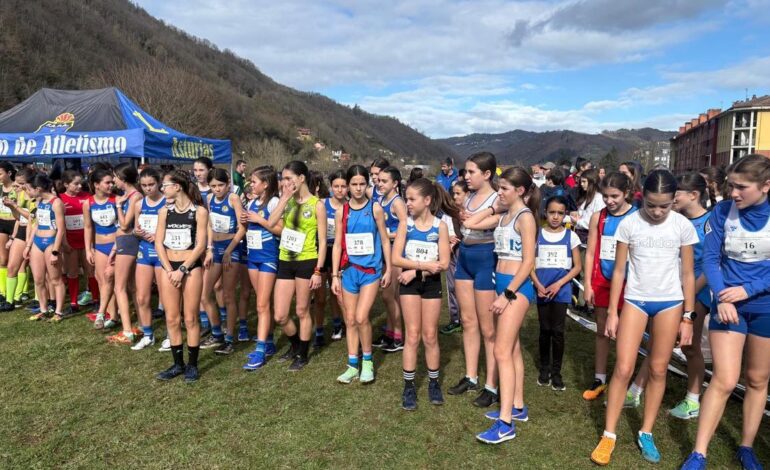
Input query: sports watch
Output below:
<box><xmin>682</xmin><ymin>311</ymin><xmax>697</xmax><ymax>321</ymax></box>
<box><xmin>504</xmin><ymin>289</ymin><xmax>517</xmax><ymax>301</ymax></box>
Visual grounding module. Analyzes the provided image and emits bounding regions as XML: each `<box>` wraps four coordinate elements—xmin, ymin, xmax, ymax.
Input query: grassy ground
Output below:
<box><xmin>0</xmin><ymin>296</ymin><xmax>767</xmax><ymax>469</ymax></box>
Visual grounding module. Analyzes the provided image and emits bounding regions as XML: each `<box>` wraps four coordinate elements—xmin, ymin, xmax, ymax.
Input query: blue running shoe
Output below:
<box><xmin>243</xmin><ymin>350</ymin><xmax>266</xmax><ymax>371</ymax></box>
<box><xmin>484</xmin><ymin>405</ymin><xmax>529</xmax><ymax>422</ymax></box>
<box><xmin>265</xmin><ymin>342</ymin><xmax>277</xmax><ymax>357</ymax></box>
<box><xmin>637</xmin><ymin>432</ymin><xmax>661</xmax><ymax>464</ymax></box>
<box><xmin>238</xmin><ymin>328</ymin><xmax>250</xmax><ymax>342</ymax></box>
<box><xmin>476</xmin><ymin>419</ymin><xmax>516</xmax><ymax>444</ymax></box>
<box><xmin>27</xmin><ymin>301</ymin><xmax>41</xmax><ymax>313</ymax></box>
<box><xmin>402</xmin><ymin>384</ymin><xmax>417</xmax><ymax>411</ymax></box>
<box><xmin>736</xmin><ymin>446</ymin><xmax>763</xmax><ymax>470</ymax></box>
<box><xmin>681</xmin><ymin>452</ymin><xmax>707</xmax><ymax>470</ymax></box>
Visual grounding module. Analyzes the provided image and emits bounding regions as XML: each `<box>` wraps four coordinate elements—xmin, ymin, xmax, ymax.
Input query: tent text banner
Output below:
<box><xmin>0</xmin><ymin>129</ymin><xmax>144</xmax><ymax>160</ymax></box>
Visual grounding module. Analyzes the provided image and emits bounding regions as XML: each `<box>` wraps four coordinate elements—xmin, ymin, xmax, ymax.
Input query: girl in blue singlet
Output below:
<box><xmin>376</xmin><ymin>166</ymin><xmax>407</xmax><ymax>353</ymax></box>
<box><xmin>241</xmin><ymin>165</ymin><xmax>282</xmax><ymax>371</ymax></box>
<box><xmin>83</xmin><ymin>168</ymin><xmax>118</xmax><ymax>330</ymax></box>
<box><xmin>331</xmin><ymin>165</ymin><xmax>391</xmax><ymax>385</ymax></box>
<box><xmin>25</xmin><ymin>174</ymin><xmax>66</xmax><ymax>322</ymax></box>
<box><xmin>199</xmin><ymin>169</ymin><xmax>246</xmax><ymax>355</ymax></box>
<box><xmin>131</xmin><ymin>168</ymin><xmax>165</xmax><ymax>351</ymax></box>
<box><xmin>391</xmin><ymin>178</ymin><xmax>454</xmax><ymax>410</ymax></box>
<box><xmin>193</xmin><ymin>157</ymin><xmax>214</xmax><ymax>331</ymax></box>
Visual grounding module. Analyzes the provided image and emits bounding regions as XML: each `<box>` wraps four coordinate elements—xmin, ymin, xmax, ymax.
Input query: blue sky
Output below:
<box><xmin>135</xmin><ymin>0</ymin><xmax>770</xmax><ymax>138</ymax></box>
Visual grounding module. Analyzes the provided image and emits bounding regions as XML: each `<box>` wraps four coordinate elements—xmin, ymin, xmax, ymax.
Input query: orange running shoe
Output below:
<box><xmin>107</xmin><ymin>331</ymin><xmax>134</xmax><ymax>345</ymax></box>
<box><xmin>591</xmin><ymin>436</ymin><xmax>616</xmax><ymax>466</ymax></box>
<box><xmin>583</xmin><ymin>379</ymin><xmax>607</xmax><ymax>401</ymax></box>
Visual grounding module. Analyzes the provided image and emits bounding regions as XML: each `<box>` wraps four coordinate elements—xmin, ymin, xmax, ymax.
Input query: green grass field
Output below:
<box><xmin>1</xmin><ymin>297</ymin><xmax>767</xmax><ymax>469</ymax></box>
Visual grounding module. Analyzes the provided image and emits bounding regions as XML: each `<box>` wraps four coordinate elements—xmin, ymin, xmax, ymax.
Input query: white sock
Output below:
<box><xmin>485</xmin><ymin>384</ymin><xmax>498</xmax><ymax>394</ymax></box>
<box><xmin>603</xmin><ymin>430</ymin><xmax>617</xmax><ymax>440</ymax></box>
<box><xmin>629</xmin><ymin>383</ymin><xmax>644</xmax><ymax>398</ymax></box>
<box><xmin>686</xmin><ymin>391</ymin><xmax>700</xmax><ymax>403</ymax></box>
<box><xmin>595</xmin><ymin>373</ymin><xmax>607</xmax><ymax>384</ymax></box>
<box><xmin>466</xmin><ymin>375</ymin><xmax>478</xmax><ymax>385</ymax></box>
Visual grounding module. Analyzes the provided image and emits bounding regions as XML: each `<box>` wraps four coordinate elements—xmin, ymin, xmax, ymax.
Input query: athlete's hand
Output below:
<box><xmin>716</xmin><ymin>302</ymin><xmax>739</xmax><ymax>325</ymax></box>
<box><xmin>309</xmin><ymin>272</ymin><xmax>322</xmax><ymax>290</ymax></box>
<box><xmin>543</xmin><ymin>282</ymin><xmax>562</xmax><ymax>300</ymax></box>
<box><xmin>168</xmin><ymin>270</ymin><xmax>184</xmax><ymax>289</ymax></box>
<box><xmin>204</xmin><ymin>251</ymin><xmax>213</xmax><ymax>269</ymax></box>
<box><xmin>23</xmin><ymin>245</ymin><xmax>31</xmax><ymax>261</ymax></box>
<box><xmin>331</xmin><ymin>276</ymin><xmax>341</xmax><ymax>296</ymax></box>
<box><xmin>536</xmin><ymin>284</ymin><xmax>548</xmax><ymax>299</ymax></box>
<box><xmin>449</xmin><ymin>235</ymin><xmax>460</xmax><ymax>247</ymax></box>
<box><xmin>222</xmin><ymin>251</ymin><xmax>233</xmax><ymax>271</ymax></box>
<box><xmin>281</xmin><ymin>181</ymin><xmax>298</xmax><ymax>200</ymax></box>
<box><xmin>458</xmin><ymin>209</ymin><xmax>469</xmax><ymax>222</ymax></box>
<box><xmin>604</xmin><ymin>312</ymin><xmax>619</xmax><ymax>340</ymax></box>
<box><xmin>380</xmin><ymin>269</ymin><xmax>392</xmax><ymax>288</ymax></box>
<box><xmin>678</xmin><ymin>321</ymin><xmax>693</xmax><ymax>347</ymax></box>
<box><xmin>490</xmin><ymin>294</ymin><xmax>510</xmax><ymax>315</ymax></box>
<box><xmin>4</xmin><ymin>239</ymin><xmax>11</xmax><ymax>250</ymax></box>
<box><xmin>50</xmin><ymin>252</ymin><xmax>59</xmax><ymax>266</ymax></box>
<box><xmin>398</xmin><ymin>270</ymin><xmax>417</xmax><ymax>285</ymax></box>
<box><xmin>86</xmin><ymin>249</ymin><xmax>95</xmax><ymax>266</ymax></box>
<box><xmin>421</xmin><ymin>261</ymin><xmax>442</xmax><ymax>274</ymax></box>
<box><xmin>108</xmin><ymin>250</ymin><xmax>116</xmax><ymax>265</ymax></box>
<box><xmin>718</xmin><ymin>286</ymin><xmax>749</xmax><ymax>304</ymax></box>
<box><xmin>584</xmin><ymin>285</ymin><xmax>595</xmax><ymax>307</ymax></box>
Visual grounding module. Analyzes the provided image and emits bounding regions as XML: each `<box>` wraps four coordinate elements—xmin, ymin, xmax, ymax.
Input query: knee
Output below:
<box><xmin>166</xmin><ymin>315</ymin><xmax>181</xmax><ymax>330</ymax></box>
<box><xmin>648</xmin><ymin>361</ymin><xmax>669</xmax><ymax>381</ymax></box>
<box><xmin>745</xmin><ymin>369</ymin><xmax>770</xmax><ymax>390</ymax></box>
<box><xmin>354</xmin><ymin>313</ymin><xmax>369</xmax><ymax>327</ymax></box>
<box><xmin>136</xmin><ymin>292</ymin><xmax>151</xmax><ymax>307</ymax></box>
<box><xmin>613</xmin><ymin>363</ymin><xmax>635</xmax><ymax>383</ymax></box>
<box><xmin>493</xmin><ymin>344</ymin><xmax>510</xmax><ymax>364</ymax></box>
<box><xmin>222</xmin><ymin>290</ymin><xmax>235</xmax><ymax>304</ymax></box>
<box><xmin>422</xmin><ymin>330</ymin><xmax>438</xmax><ymax>348</ymax></box>
<box><xmin>256</xmin><ymin>301</ymin><xmax>270</xmax><ymax>317</ymax></box>
<box><xmin>405</xmin><ymin>331</ymin><xmax>421</xmax><ymax>348</ymax></box>
<box><xmin>480</xmin><ymin>325</ymin><xmax>495</xmax><ymax>342</ymax></box>
<box><xmin>295</xmin><ymin>305</ymin><xmax>309</xmax><ymax>318</ymax></box>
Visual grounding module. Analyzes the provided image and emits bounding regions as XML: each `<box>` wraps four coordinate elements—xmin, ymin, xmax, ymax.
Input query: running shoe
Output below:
<box><xmin>402</xmin><ymin>384</ymin><xmax>417</xmax><ymax>411</ymax></box>
<box><xmin>77</xmin><ymin>291</ymin><xmax>93</xmax><ymax>306</ymax></box>
<box><xmin>156</xmin><ymin>364</ymin><xmax>185</xmax><ymax>381</ymax></box>
<box><xmin>551</xmin><ymin>374</ymin><xmax>566</xmax><ymax>391</ymax></box>
<box><xmin>439</xmin><ymin>321</ymin><xmax>462</xmax><ymax>335</ymax></box>
<box><xmin>243</xmin><ymin>350</ymin><xmax>266</xmax><ymax>371</ymax></box>
<box><xmin>265</xmin><ymin>342</ymin><xmax>277</xmax><ymax>357</ymax></box>
<box><xmin>151</xmin><ymin>308</ymin><xmax>165</xmax><ymax>319</ymax></box>
<box><xmin>624</xmin><ymin>391</ymin><xmax>641</xmax><ymax>409</ymax></box>
<box><xmin>107</xmin><ymin>332</ymin><xmax>134</xmax><ymax>345</ymax></box>
<box><xmin>0</xmin><ymin>301</ymin><xmax>14</xmax><ymax>312</ymax></box>
<box><xmin>93</xmin><ymin>313</ymin><xmax>105</xmax><ymax>329</ymax></box>
<box><xmin>278</xmin><ymin>345</ymin><xmax>296</xmax><ymax>362</ymax></box>
<box><xmin>214</xmin><ymin>342</ymin><xmax>235</xmax><ymax>355</ymax></box>
<box><xmin>238</xmin><ymin>328</ymin><xmax>250</xmax><ymax>342</ymax></box>
<box><xmin>669</xmin><ymin>398</ymin><xmax>700</xmax><ymax>420</ymax></box>
<box><xmin>200</xmin><ymin>335</ymin><xmax>224</xmax><ymax>350</ymax></box>
<box><xmin>26</xmin><ymin>301</ymin><xmax>40</xmax><ymax>313</ymax></box>
<box><xmin>485</xmin><ymin>405</ymin><xmax>529</xmax><ymax>422</ymax></box>
<box><xmin>382</xmin><ymin>339</ymin><xmax>404</xmax><ymax>353</ymax></box>
<box><xmin>448</xmin><ymin>377</ymin><xmax>480</xmax><ymax>395</ymax></box>
<box><xmin>131</xmin><ymin>336</ymin><xmax>155</xmax><ymax>351</ymax></box>
<box><xmin>28</xmin><ymin>311</ymin><xmax>48</xmax><ymax>321</ymax></box>
<box><xmin>158</xmin><ymin>338</ymin><xmax>171</xmax><ymax>352</ymax></box>
<box><xmin>184</xmin><ymin>364</ymin><xmax>199</xmax><ymax>383</ymax></box>
<box><xmin>20</xmin><ymin>293</ymin><xmax>30</xmax><ymax>303</ymax></box>
<box><xmin>14</xmin><ymin>299</ymin><xmax>27</xmax><ymax>309</ymax></box>
<box><xmin>313</xmin><ymin>334</ymin><xmax>325</xmax><ymax>350</ymax></box>
<box><xmin>428</xmin><ymin>380</ymin><xmax>444</xmax><ymax>405</ymax></box>
<box><xmin>337</xmin><ymin>365</ymin><xmax>359</xmax><ymax>384</ymax></box>
<box><xmin>591</xmin><ymin>436</ymin><xmax>616</xmax><ymax>466</ymax></box>
<box><xmin>637</xmin><ymin>432</ymin><xmax>661</xmax><ymax>463</ymax></box>
<box><xmin>681</xmin><ymin>452</ymin><xmax>707</xmax><ymax>470</ymax></box>
<box><xmin>331</xmin><ymin>324</ymin><xmax>345</xmax><ymax>341</ymax></box>
<box><xmin>537</xmin><ymin>370</ymin><xmax>550</xmax><ymax>386</ymax></box>
<box><xmin>736</xmin><ymin>446</ymin><xmax>763</xmax><ymax>470</ymax></box>
<box><xmin>372</xmin><ymin>334</ymin><xmax>391</xmax><ymax>349</ymax></box>
<box><xmin>583</xmin><ymin>379</ymin><xmax>607</xmax><ymax>401</ymax></box>
<box><xmin>49</xmin><ymin>313</ymin><xmax>65</xmax><ymax>323</ymax></box>
<box><xmin>360</xmin><ymin>360</ymin><xmax>375</xmax><ymax>384</ymax></box>
<box><xmin>473</xmin><ymin>388</ymin><xmax>499</xmax><ymax>408</ymax></box>
<box><xmin>476</xmin><ymin>419</ymin><xmax>516</xmax><ymax>444</ymax></box>
<box><xmin>288</xmin><ymin>355</ymin><xmax>308</xmax><ymax>372</ymax></box>
<box><xmin>103</xmin><ymin>318</ymin><xmax>118</xmax><ymax>330</ymax></box>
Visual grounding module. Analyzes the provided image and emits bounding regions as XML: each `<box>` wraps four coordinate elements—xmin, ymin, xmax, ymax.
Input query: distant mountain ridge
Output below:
<box><xmin>436</xmin><ymin>127</ymin><xmax>676</xmax><ymax>165</ymax></box>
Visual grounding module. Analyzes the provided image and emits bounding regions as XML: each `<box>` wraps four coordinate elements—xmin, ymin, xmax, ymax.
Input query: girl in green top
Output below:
<box><xmin>3</xmin><ymin>168</ymin><xmax>35</xmax><ymax>311</ymax></box>
<box><xmin>0</xmin><ymin>162</ymin><xmax>17</xmax><ymax>310</ymax></box>
<box><xmin>267</xmin><ymin>161</ymin><xmax>327</xmax><ymax>371</ymax></box>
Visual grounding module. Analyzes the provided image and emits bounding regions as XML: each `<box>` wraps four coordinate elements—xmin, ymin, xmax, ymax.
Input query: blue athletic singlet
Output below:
<box><xmin>208</xmin><ymin>195</ymin><xmax>238</xmax><ymax>234</ymax></box>
<box><xmin>535</xmin><ymin>228</ymin><xmax>574</xmax><ymax>304</ymax></box>
<box><xmin>246</xmin><ymin>197</ymin><xmax>280</xmax><ymax>264</ymax></box>
<box><xmin>89</xmin><ymin>196</ymin><xmax>118</xmax><ymax>236</ymax></box>
<box><xmin>404</xmin><ymin>216</ymin><xmax>441</xmax><ymax>262</ymax></box>
<box><xmin>381</xmin><ymin>193</ymin><xmax>401</xmax><ymax>235</ymax></box>
<box><xmin>345</xmin><ymin>199</ymin><xmax>382</xmax><ymax>270</ymax></box>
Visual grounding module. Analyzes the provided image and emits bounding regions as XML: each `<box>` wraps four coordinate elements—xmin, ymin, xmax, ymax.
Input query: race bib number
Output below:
<box><xmin>280</xmin><ymin>228</ymin><xmax>306</xmax><ymax>253</ymax></box>
<box><xmin>405</xmin><ymin>240</ymin><xmax>438</xmax><ymax>262</ymax></box>
<box><xmin>725</xmin><ymin>234</ymin><xmax>770</xmax><ymax>263</ymax></box>
<box><xmin>0</xmin><ymin>200</ymin><xmax>10</xmax><ymax>215</ymax></box>
<box><xmin>599</xmin><ymin>235</ymin><xmax>617</xmax><ymax>261</ymax></box>
<box><xmin>345</xmin><ymin>233</ymin><xmax>375</xmax><ymax>256</ymax></box>
<box><xmin>536</xmin><ymin>245</ymin><xmax>569</xmax><ymax>269</ymax></box>
<box><xmin>65</xmin><ymin>214</ymin><xmax>84</xmax><ymax>230</ymax></box>
<box><xmin>494</xmin><ymin>227</ymin><xmax>520</xmax><ymax>255</ymax></box>
<box><xmin>247</xmin><ymin>229</ymin><xmax>263</xmax><ymax>250</ymax></box>
<box><xmin>210</xmin><ymin>212</ymin><xmax>232</xmax><ymax>234</ymax></box>
<box><xmin>37</xmin><ymin>209</ymin><xmax>52</xmax><ymax>228</ymax></box>
<box><xmin>19</xmin><ymin>215</ymin><xmax>28</xmax><ymax>225</ymax></box>
<box><xmin>326</xmin><ymin>217</ymin><xmax>336</xmax><ymax>240</ymax></box>
<box><xmin>447</xmin><ymin>220</ymin><xmax>456</xmax><ymax>238</ymax></box>
<box><xmin>137</xmin><ymin>214</ymin><xmax>158</xmax><ymax>233</ymax></box>
<box><xmin>92</xmin><ymin>207</ymin><xmax>116</xmax><ymax>227</ymax></box>
<box><xmin>164</xmin><ymin>228</ymin><xmax>192</xmax><ymax>250</ymax></box>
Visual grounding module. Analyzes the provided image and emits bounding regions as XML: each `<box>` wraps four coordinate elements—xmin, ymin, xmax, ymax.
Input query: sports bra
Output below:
<box><xmin>36</xmin><ymin>197</ymin><xmax>57</xmax><ymax>231</ymax></box>
<box><xmin>89</xmin><ymin>196</ymin><xmax>118</xmax><ymax>236</ymax></box>
<box><xmin>163</xmin><ymin>204</ymin><xmax>198</xmax><ymax>251</ymax></box>
<box><xmin>494</xmin><ymin>207</ymin><xmax>531</xmax><ymax>261</ymax></box>
<box><xmin>461</xmin><ymin>191</ymin><xmax>498</xmax><ymax>242</ymax></box>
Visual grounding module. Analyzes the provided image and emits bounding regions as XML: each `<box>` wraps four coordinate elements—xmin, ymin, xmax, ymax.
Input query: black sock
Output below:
<box><xmin>288</xmin><ymin>333</ymin><xmax>300</xmax><ymax>351</ymax></box>
<box><xmin>299</xmin><ymin>340</ymin><xmax>310</xmax><ymax>359</ymax></box>
<box><xmin>502</xmin><ymin>419</ymin><xmax>512</xmax><ymax>427</ymax></box>
<box><xmin>188</xmin><ymin>345</ymin><xmax>200</xmax><ymax>367</ymax></box>
<box><xmin>171</xmin><ymin>344</ymin><xmax>185</xmax><ymax>367</ymax></box>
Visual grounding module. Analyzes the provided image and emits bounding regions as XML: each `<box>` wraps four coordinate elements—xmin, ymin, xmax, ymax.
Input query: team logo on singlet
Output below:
<box><xmin>704</xmin><ymin>220</ymin><xmax>712</xmax><ymax>235</ymax></box>
<box><xmin>303</xmin><ymin>209</ymin><xmax>312</xmax><ymax>219</ymax></box>
<box><xmin>222</xmin><ymin>206</ymin><xmax>229</xmax><ymax>213</ymax></box>
<box><xmin>427</xmin><ymin>233</ymin><xmax>439</xmax><ymax>242</ymax></box>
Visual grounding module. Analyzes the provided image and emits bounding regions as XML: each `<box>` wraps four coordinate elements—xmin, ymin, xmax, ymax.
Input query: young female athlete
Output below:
<box><xmin>193</xmin><ymin>156</ymin><xmax>214</xmax><ymax>332</ymax></box>
<box><xmin>375</xmin><ymin>166</ymin><xmax>406</xmax><ymax>353</ymax></box>
<box><xmin>242</xmin><ymin>166</ymin><xmax>282</xmax><ymax>370</ymax></box>
<box><xmin>25</xmin><ymin>174</ymin><xmax>67</xmax><ymax>321</ymax></box>
<box><xmin>83</xmin><ymin>169</ymin><xmax>118</xmax><ymax>330</ymax></box>
<box><xmin>308</xmin><ymin>170</ymin><xmax>334</xmax><ymax>348</ymax></box>
<box><xmin>571</xmin><ymin>168</ymin><xmax>605</xmax><ymax>243</ymax></box>
<box><xmin>462</xmin><ymin>167</ymin><xmax>539</xmax><ymax>444</ymax></box>
<box><xmin>698</xmin><ymin>166</ymin><xmax>727</xmax><ymax>209</ymax></box>
<box><xmin>199</xmin><ymin>169</ymin><xmax>246</xmax><ymax>355</ymax></box>
<box><xmin>0</xmin><ymin>162</ymin><xmax>18</xmax><ymax>310</ymax></box>
<box><xmin>108</xmin><ymin>163</ymin><xmax>143</xmax><ymax>345</ymax></box>
<box><xmin>4</xmin><ymin>168</ymin><xmax>35</xmax><ymax>310</ymax></box>
<box><xmin>591</xmin><ymin>170</ymin><xmax>697</xmax><ymax>466</ymax></box>
<box><xmin>367</xmin><ymin>157</ymin><xmax>390</xmax><ymax>203</ymax></box>
<box><xmin>268</xmin><ymin>161</ymin><xmax>327</xmax><ymax>371</ymax></box>
<box><xmin>331</xmin><ymin>165</ymin><xmax>391</xmax><ymax>385</ymax></box>
<box><xmin>317</xmin><ymin>170</ymin><xmax>347</xmax><ymax>343</ymax></box>
<box><xmin>440</xmin><ymin>180</ymin><xmax>469</xmax><ymax>335</ymax></box>
<box><xmin>59</xmin><ymin>170</ymin><xmax>97</xmax><ymax>312</ymax></box>
<box><xmin>532</xmin><ymin>195</ymin><xmax>582</xmax><ymax>391</ymax></box>
<box><xmin>619</xmin><ymin>161</ymin><xmax>643</xmax><ymax>205</ymax></box>
<box><xmin>448</xmin><ymin>152</ymin><xmax>500</xmax><ymax>408</ymax></box>
<box><xmin>582</xmin><ymin>172</ymin><xmax>637</xmax><ymax>401</ymax></box>
<box><xmin>391</xmin><ymin>178</ymin><xmax>453</xmax><ymax>409</ymax></box>
<box><xmin>130</xmin><ymin>167</ymin><xmax>165</xmax><ymax>351</ymax></box>
<box><xmin>154</xmin><ymin>170</ymin><xmax>208</xmax><ymax>382</ymax></box>
<box><xmin>682</xmin><ymin>155</ymin><xmax>770</xmax><ymax>470</ymax></box>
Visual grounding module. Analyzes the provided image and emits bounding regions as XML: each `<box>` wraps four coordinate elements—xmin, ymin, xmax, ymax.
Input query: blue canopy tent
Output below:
<box><xmin>0</xmin><ymin>87</ymin><xmax>231</xmax><ymax>164</ymax></box>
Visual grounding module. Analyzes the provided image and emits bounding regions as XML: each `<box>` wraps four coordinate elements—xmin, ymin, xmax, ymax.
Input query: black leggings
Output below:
<box><xmin>537</xmin><ymin>302</ymin><xmax>567</xmax><ymax>375</ymax></box>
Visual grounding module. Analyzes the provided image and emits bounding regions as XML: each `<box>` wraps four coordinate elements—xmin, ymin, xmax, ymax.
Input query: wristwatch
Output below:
<box><xmin>504</xmin><ymin>289</ymin><xmax>517</xmax><ymax>301</ymax></box>
<box><xmin>179</xmin><ymin>265</ymin><xmax>189</xmax><ymax>275</ymax></box>
<box><xmin>683</xmin><ymin>311</ymin><xmax>697</xmax><ymax>322</ymax></box>
<box><xmin>51</xmin><ymin>250</ymin><xmax>60</xmax><ymax>257</ymax></box>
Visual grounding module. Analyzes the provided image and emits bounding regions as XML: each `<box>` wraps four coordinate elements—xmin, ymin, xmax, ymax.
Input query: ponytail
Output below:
<box><xmin>499</xmin><ymin>166</ymin><xmax>540</xmax><ymax>220</ymax></box>
<box><xmin>166</xmin><ymin>170</ymin><xmax>204</xmax><ymax>207</ymax></box>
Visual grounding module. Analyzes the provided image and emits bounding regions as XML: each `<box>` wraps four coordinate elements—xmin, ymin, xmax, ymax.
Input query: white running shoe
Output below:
<box><xmin>131</xmin><ymin>335</ymin><xmax>155</xmax><ymax>351</ymax></box>
<box><xmin>158</xmin><ymin>338</ymin><xmax>171</xmax><ymax>352</ymax></box>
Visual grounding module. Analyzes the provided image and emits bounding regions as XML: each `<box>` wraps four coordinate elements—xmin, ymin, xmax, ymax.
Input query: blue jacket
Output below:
<box><xmin>436</xmin><ymin>168</ymin><xmax>458</xmax><ymax>192</ymax></box>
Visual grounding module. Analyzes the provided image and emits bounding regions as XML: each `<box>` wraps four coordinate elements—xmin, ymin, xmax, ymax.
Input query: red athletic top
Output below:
<box><xmin>60</xmin><ymin>191</ymin><xmax>90</xmax><ymax>246</ymax></box>
<box><xmin>590</xmin><ymin>209</ymin><xmax>611</xmax><ymax>288</ymax></box>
